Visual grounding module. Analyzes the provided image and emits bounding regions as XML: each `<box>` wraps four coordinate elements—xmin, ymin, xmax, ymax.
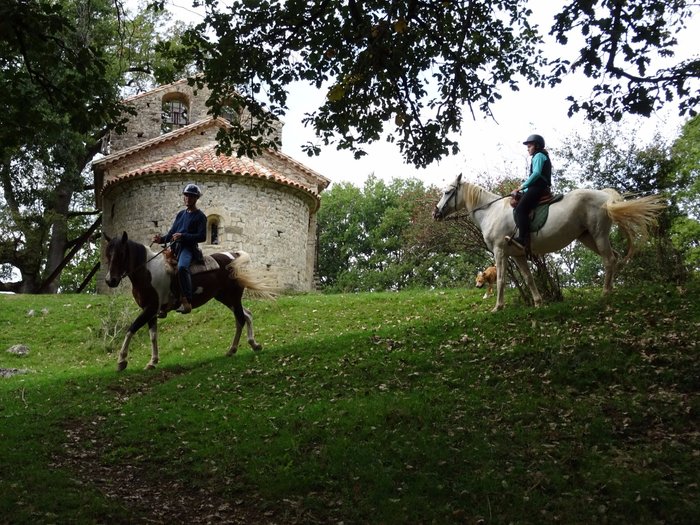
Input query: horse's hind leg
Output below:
<box><xmin>513</xmin><ymin>255</ymin><xmax>543</xmax><ymax>307</ymax></box>
<box><xmin>578</xmin><ymin>232</ymin><xmax>617</xmax><ymax>295</ymax></box>
<box><xmin>227</xmin><ymin>309</ymin><xmax>244</xmax><ymax>356</ymax></box>
<box><xmin>242</xmin><ymin>307</ymin><xmax>261</xmax><ymax>352</ymax></box>
<box><xmin>226</xmin><ymin>305</ymin><xmax>261</xmax><ymax>356</ymax></box>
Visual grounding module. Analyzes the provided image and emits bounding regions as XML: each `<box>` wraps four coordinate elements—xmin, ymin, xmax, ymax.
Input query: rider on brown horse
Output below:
<box><xmin>152</xmin><ymin>183</ymin><xmax>207</xmax><ymax>314</ymax></box>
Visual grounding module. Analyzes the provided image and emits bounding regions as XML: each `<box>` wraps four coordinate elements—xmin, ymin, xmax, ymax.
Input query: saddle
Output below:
<box><xmin>163</xmin><ymin>247</ymin><xmax>220</xmax><ymax>275</ymax></box>
<box><xmin>159</xmin><ymin>249</ymin><xmax>222</xmax><ymax>317</ymax></box>
<box><xmin>510</xmin><ymin>191</ymin><xmax>564</xmax><ymax>233</ymax></box>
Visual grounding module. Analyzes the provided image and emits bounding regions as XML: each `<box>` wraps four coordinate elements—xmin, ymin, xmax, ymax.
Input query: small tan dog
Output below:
<box><xmin>475</xmin><ymin>266</ymin><xmax>497</xmax><ymax>299</ymax></box>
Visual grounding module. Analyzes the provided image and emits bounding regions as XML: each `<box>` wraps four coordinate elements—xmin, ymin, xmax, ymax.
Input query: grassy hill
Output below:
<box><xmin>1</xmin><ymin>282</ymin><xmax>698</xmax><ymax>524</ymax></box>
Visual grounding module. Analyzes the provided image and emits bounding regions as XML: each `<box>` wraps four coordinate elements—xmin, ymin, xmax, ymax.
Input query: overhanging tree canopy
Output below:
<box><xmin>171</xmin><ymin>0</ymin><xmax>699</xmax><ymax>167</ymax></box>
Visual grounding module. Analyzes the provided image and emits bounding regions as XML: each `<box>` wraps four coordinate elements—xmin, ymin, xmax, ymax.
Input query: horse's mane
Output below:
<box><xmin>128</xmin><ymin>240</ymin><xmax>148</xmax><ymax>263</ymax></box>
<box><xmin>464</xmin><ymin>182</ymin><xmax>494</xmax><ymax>210</ymax></box>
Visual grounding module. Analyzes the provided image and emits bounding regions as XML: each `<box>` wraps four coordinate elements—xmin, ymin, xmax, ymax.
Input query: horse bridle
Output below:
<box><xmin>443</xmin><ymin>182</ymin><xmax>509</xmax><ymax>218</ymax></box>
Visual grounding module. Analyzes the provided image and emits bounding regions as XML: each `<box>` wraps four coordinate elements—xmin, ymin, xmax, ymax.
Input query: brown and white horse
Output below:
<box><xmin>103</xmin><ymin>232</ymin><xmax>276</xmax><ymax>371</ymax></box>
<box><xmin>434</xmin><ymin>174</ymin><xmax>666</xmax><ymax>312</ymax></box>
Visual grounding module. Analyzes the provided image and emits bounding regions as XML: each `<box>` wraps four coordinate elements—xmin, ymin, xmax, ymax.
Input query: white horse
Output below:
<box><xmin>433</xmin><ymin>174</ymin><xmax>666</xmax><ymax>312</ymax></box>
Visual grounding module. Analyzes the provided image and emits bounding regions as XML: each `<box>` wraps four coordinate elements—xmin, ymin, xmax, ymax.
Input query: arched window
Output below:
<box><xmin>221</xmin><ymin>105</ymin><xmax>239</xmax><ymax>124</ymax></box>
<box><xmin>161</xmin><ymin>93</ymin><xmax>190</xmax><ymax>133</ymax></box>
<box><xmin>207</xmin><ymin>216</ymin><xmax>221</xmax><ymax>245</ymax></box>
<box><xmin>219</xmin><ymin>98</ymin><xmax>240</xmax><ymax>124</ymax></box>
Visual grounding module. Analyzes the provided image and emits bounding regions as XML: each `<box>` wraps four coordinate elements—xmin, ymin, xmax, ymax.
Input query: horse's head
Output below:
<box><xmin>475</xmin><ymin>271</ymin><xmax>485</xmax><ymax>288</ymax></box>
<box><xmin>104</xmin><ymin>231</ymin><xmax>130</xmax><ymax>288</ymax></box>
<box><xmin>433</xmin><ymin>173</ymin><xmax>463</xmax><ymax>220</ymax></box>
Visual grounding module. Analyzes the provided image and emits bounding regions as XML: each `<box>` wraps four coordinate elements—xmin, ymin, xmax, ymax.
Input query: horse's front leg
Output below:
<box><xmin>492</xmin><ymin>252</ymin><xmax>508</xmax><ymax>312</ymax></box>
<box><xmin>117</xmin><ymin>308</ymin><xmax>157</xmax><ymax>371</ymax></box>
<box><xmin>117</xmin><ymin>332</ymin><xmax>134</xmax><ymax>372</ymax></box>
<box><xmin>145</xmin><ymin>318</ymin><xmax>159</xmax><ymax>370</ymax></box>
<box><xmin>513</xmin><ymin>255</ymin><xmax>542</xmax><ymax>307</ymax></box>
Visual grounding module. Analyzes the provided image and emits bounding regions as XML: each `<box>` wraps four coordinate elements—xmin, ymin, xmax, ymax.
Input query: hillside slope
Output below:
<box><xmin>1</xmin><ymin>282</ymin><xmax>698</xmax><ymax>523</ymax></box>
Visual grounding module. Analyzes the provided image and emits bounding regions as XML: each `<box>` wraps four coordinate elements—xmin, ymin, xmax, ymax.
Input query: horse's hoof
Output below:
<box><xmin>491</xmin><ymin>305</ymin><xmax>503</xmax><ymax>313</ymax></box>
<box><xmin>226</xmin><ymin>348</ymin><xmax>238</xmax><ymax>357</ymax></box>
<box><xmin>117</xmin><ymin>361</ymin><xmax>128</xmax><ymax>372</ymax></box>
<box><xmin>249</xmin><ymin>341</ymin><xmax>262</xmax><ymax>352</ymax></box>
<box><xmin>145</xmin><ymin>363</ymin><xmax>156</xmax><ymax>370</ymax></box>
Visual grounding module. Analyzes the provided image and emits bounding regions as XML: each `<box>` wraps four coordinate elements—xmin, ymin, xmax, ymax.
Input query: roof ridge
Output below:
<box><xmin>93</xmin><ymin>117</ymin><xmax>231</xmax><ymax>166</ymax></box>
<box><xmin>121</xmin><ymin>78</ymin><xmax>191</xmax><ymax>103</ymax></box>
<box><xmin>103</xmin><ymin>144</ymin><xmax>319</xmax><ymax>201</ymax></box>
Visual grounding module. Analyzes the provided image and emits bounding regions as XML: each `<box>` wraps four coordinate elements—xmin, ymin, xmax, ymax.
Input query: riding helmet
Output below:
<box><xmin>523</xmin><ymin>134</ymin><xmax>545</xmax><ymax>149</ymax></box>
<box><xmin>183</xmin><ymin>183</ymin><xmax>202</xmax><ymax>197</ymax></box>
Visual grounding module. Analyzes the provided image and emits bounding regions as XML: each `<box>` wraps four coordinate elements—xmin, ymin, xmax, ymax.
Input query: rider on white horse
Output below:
<box><xmin>506</xmin><ymin>134</ymin><xmax>552</xmax><ymax>253</ymax></box>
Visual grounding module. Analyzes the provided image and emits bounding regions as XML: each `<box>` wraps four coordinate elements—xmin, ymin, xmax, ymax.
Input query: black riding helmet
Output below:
<box><xmin>183</xmin><ymin>183</ymin><xmax>202</xmax><ymax>198</ymax></box>
<box><xmin>523</xmin><ymin>134</ymin><xmax>545</xmax><ymax>150</ymax></box>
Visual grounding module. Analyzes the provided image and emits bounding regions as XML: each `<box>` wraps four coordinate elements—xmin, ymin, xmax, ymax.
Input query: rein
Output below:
<box><xmin>119</xmin><ymin>242</ymin><xmax>174</xmax><ymax>281</ymax></box>
<box><xmin>470</xmin><ymin>195</ymin><xmax>510</xmax><ymax>215</ymax></box>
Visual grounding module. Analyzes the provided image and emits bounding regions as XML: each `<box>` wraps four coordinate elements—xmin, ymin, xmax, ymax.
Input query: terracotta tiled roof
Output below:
<box><xmin>92</xmin><ymin>117</ymin><xmax>329</xmax><ymax>188</ymax></box>
<box><xmin>103</xmin><ymin>144</ymin><xmax>319</xmax><ymax>200</ymax></box>
<box><xmin>268</xmin><ymin>148</ymin><xmax>331</xmax><ymax>190</ymax></box>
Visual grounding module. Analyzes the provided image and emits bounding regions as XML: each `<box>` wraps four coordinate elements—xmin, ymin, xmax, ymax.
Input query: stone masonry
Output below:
<box><xmin>93</xmin><ymin>80</ymin><xmax>330</xmax><ymax>293</ymax></box>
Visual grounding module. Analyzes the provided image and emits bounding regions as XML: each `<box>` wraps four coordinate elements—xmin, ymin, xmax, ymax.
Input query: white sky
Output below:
<box><xmin>165</xmin><ymin>0</ymin><xmax>699</xmax><ymax>190</ymax></box>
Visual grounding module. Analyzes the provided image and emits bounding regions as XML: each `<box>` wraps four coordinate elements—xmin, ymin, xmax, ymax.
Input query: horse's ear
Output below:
<box><xmin>457</xmin><ymin>173</ymin><xmax>463</xmax><ymax>183</ymax></box>
<box><xmin>121</xmin><ymin>231</ymin><xmax>128</xmax><ymax>243</ymax></box>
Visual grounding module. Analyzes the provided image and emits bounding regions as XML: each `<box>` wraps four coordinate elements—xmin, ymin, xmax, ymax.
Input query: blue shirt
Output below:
<box><xmin>163</xmin><ymin>208</ymin><xmax>207</xmax><ymax>250</ymax></box>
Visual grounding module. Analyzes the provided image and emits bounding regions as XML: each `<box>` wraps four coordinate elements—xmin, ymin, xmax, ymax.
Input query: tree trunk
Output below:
<box><xmin>43</xmin><ymin>180</ymin><xmax>74</xmax><ymax>293</ymax></box>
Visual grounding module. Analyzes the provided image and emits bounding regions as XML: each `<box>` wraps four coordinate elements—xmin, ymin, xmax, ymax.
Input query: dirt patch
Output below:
<box><xmin>51</xmin><ymin>415</ymin><xmax>324</xmax><ymax>524</ymax></box>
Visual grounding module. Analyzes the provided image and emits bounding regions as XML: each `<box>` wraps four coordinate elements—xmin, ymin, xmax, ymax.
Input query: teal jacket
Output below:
<box><xmin>522</xmin><ymin>150</ymin><xmax>552</xmax><ymax>191</ymax></box>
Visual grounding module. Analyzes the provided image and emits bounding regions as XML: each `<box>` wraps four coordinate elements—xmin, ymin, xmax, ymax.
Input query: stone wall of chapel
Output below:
<box><xmin>110</xmin><ymin>82</ymin><xmax>282</xmax><ymax>154</ymax></box>
<box><xmin>98</xmin><ymin>174</ymin><xmax>315</xmax><ymax>294</ymax></box>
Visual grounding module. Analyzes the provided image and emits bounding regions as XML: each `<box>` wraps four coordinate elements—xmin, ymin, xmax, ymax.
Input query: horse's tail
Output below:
<box><xmin>603</xmin><ymin>191</ymin><xmax>667</xmax><ymax>262</ymax></box>
<box><xmin>226</xmin><ymin>251</ymin><xmax>278</xmax><ymax>300</ymax></box>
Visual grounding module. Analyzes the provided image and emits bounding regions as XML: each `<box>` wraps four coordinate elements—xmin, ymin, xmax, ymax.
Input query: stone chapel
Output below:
<box><xmin>92</xmin><ymin>80</ymin><xmax>330</xmax><ymax>293</ymax></box>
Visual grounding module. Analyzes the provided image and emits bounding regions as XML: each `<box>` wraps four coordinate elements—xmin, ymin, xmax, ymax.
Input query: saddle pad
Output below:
<box><xmin>513</xmin><ymin>194</ymin><xmax>564</xmax><ymax>233</ymax></box>
<box><xmin>190</xmin><ymin>255</ymin><xmax>221</xmax><ymax>274</ymax></box>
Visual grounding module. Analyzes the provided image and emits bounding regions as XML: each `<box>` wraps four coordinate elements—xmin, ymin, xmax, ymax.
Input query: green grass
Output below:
<box><xmin>0</xmin><ymin>282</ymin><xmax>698</xmax><ymax>524</ymax></box>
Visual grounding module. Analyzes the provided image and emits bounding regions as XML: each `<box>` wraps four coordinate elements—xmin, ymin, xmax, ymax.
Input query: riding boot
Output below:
<box><xmin>175</xmin><ymin>296</ymin><xmax>192</xmax><ymax>314</ymax></box>
<box><xmin>175</xmin><ymin>267</ymin><xmax>193</xmax><ymax>314</ymax></box>
<box><xmin>507</xmin><ymin>198</ymin><xmax>534</xmax><ymax>253</ymax></box>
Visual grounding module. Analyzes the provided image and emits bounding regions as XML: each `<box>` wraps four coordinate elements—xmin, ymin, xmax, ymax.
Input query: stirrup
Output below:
<box><xmin>505</xmin><ymin>235</ymin><xmax>527</xmax><ymax>251</ymax></box>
